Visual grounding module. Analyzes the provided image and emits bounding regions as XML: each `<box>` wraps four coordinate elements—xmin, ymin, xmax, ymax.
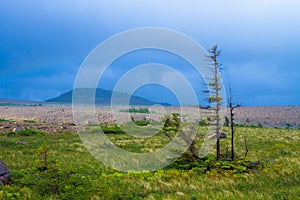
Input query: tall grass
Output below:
<box><xmin>0</xmin><ymin>127</ymin><xmax>299</xmax><ymax>199</ymax></box>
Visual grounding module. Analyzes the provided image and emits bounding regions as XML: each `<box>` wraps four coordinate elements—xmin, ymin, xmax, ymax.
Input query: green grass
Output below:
<box><xmin>5</xmin><ymin>129</ymin><xmax>44</xmax><ymax>137</ymax></box>
<box><xmin>0</xmin><ymin>127</ymin><xmax>299</xmax><ymax>199</ymax></box>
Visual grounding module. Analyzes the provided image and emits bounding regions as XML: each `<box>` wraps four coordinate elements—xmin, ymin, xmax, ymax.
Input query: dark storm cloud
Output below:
<box><xmin>0</xmin><ymin>0</ymin><xmax>299</xmax><ymax>105</ymax></box>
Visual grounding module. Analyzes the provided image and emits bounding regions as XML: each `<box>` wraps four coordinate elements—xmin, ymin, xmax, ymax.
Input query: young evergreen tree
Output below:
<box><xmin>204</xmin><ymin>45</ymin><xmax>223</xmax><ymax>160</ymax></box>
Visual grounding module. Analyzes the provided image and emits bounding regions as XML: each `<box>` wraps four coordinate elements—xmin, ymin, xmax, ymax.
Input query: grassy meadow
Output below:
<box><xmin>0</xmin><ymin>126</ymin><xmax>300</xmax><ymax>199</ymax></box>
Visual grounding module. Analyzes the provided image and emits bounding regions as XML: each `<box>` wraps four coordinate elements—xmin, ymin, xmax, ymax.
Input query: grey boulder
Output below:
<box><xmin>0</xmin><ymin>160</ymin><xmax>10</xmax><ymax>185</ymax></box>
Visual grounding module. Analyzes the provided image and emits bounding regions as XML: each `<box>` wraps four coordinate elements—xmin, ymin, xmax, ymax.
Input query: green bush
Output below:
<box><xmin>0</xmin><ymin>118</ymin><xmax>13</xmax><ymax>122</ymax></box>
<box><xmin>120</xmin><ymin>107</ymin><xmax>149</xmax><ymax>113</ymax></box>
<box><xmin>224</xmin><ymin>116</ymin><xmax>230</xmax><ymax>126</ymax></box>
<box><xmin>100</xmin><ymin>124</ymin><xmax>125</xmax><ymax>134</ymax></box>
<box><xmin>23</xmin><ymin>119</ymin><xmax>37</xmax><ymax>123</ymax></box>
<box><xmin>133</xmin><ymin>120</ymin><xmax>150</xmax><ymax>126</ymax></box>
<box><xmin>257</xmin><ymin>122</ymin><xmax>263</xmax><ymax>128</ymax></box>
<box><xmin>199</xmin><ymin>117</ymin><xmax>210</xmax><ymax>126</ymax></box>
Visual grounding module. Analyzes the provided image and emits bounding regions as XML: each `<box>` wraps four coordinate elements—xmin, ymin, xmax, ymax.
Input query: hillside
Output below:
<box><xmin>46</xmin><ymin>88</ymin><xmax>171</xmax><ymax>106</ymax></box>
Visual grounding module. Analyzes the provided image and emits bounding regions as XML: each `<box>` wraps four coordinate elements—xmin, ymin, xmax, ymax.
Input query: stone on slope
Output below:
<box><xmin>0</xmin><ymin>160</ymin><xmax>10</xmax><ymax>185</ymax></box>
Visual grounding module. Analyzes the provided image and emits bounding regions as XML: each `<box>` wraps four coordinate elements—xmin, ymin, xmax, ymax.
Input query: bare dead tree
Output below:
<box><xmin>228</xmin><ymin>86</ymin><xmax>240</xmax><ymax>160</ymax></box>
<box><xmin>243</xmin><ymin>135</ymin><xmax>249</xmax><ymax>159</ymax></box>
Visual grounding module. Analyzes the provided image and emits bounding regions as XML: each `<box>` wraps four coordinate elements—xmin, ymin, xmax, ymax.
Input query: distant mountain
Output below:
<box><xmin>46</xmin><ymin>88</ymin><xmax>171</xmax><ymax>106</ymax></box>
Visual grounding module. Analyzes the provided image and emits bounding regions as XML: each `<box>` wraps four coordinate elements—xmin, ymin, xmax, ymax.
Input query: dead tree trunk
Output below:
<box><xmin>229</xmin><ymin>86</ymin><xmax>240</xmax><ymax>160</ymax></box>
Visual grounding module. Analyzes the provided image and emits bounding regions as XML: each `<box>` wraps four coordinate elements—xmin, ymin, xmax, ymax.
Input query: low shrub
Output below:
<box><xmin>133</xmin><ymin>120</ymin><xmax>150</xmax><ymax>126</ymax></box>
<box><xmin>169</xmin><ymin>154</ymin><xmax>264</xmax><ymax>175</ymax></box>
<box><xmin>100</xmin><ymin>124</ymin><xmax>125</xmax><ymax>134</ymax></box>
<box><xmin>0</xmin><ymin>118</ymin><xmax>13</xmax><ymax>122</ymax></box>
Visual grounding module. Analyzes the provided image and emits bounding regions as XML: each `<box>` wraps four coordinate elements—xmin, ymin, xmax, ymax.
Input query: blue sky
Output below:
<box><xmin>0</xmin><ymin>0</ymin><xmax>299</xmax><ymax>105</ymax></box>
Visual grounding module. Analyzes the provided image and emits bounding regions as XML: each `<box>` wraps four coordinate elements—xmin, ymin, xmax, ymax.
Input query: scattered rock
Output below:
<box><xmin>0</xmin><ymin>106</ymin><xmax>299</xmax><ymax>133</ymax></box>
<box><xmin>250</xmin><ymin>160</ymin><xmax>261</xmax><ymax>167</ymax></box>
<box><xmin>12</xmin><ymin>127</ymin><xmax>21</xmax><ymax>132</ymax></box>
<box><xmin>16</xmin><ymin>141</ymin><xmax>29</xmax><ymax>145</ymax></box>
<box><xmin>0</xmin><ymin>160</ymin><xmax>10</xmax><ymax>185</ymax></box>
<box><xmin>207</xmin><ymin>132</ymin><xmax>227</xmax><ymax>139</ymax></box>
<box><xmin>220</xmin><ymin>132</ymin><xmax>227</xmax><ymax>138</ymax></box>
<box><xmin>176</xmin><ymin>192</ymin><xmax>184</xmax><ymax>196</ymax></box>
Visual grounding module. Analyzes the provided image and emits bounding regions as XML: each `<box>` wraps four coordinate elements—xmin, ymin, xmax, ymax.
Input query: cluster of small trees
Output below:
<box><xmin>204</xmin><ymin>45</ymin><xmax>241</xmax><ymax>161</ymax></box>
<box><xmin>163</xmin><ymin>45</ymin><xmax>240</xmax><ymax>162</ymax></box>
